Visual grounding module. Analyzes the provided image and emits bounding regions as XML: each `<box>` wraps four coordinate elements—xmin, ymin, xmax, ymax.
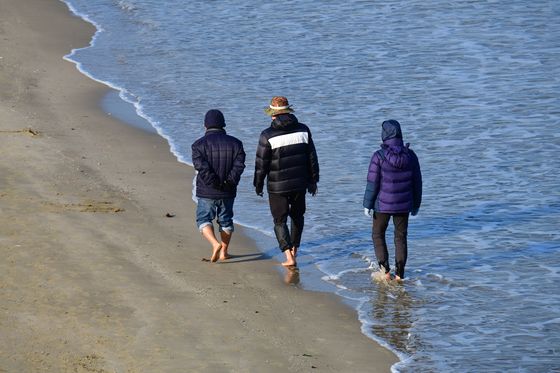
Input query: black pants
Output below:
<box><xmin>269</xmin><ymin>191</ymin><xmax>306</xmax><ymax>252</ymax></box>
<box><xmin>372</xmin><ymin>212</ymin><xmax>409</xmax><ymax>278</ymax></box>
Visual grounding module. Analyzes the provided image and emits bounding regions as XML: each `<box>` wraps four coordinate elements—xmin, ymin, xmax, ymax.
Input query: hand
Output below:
<box><xmin>255</xmin><ymin>185</ymin><xmax>263</xmax><ymax>197</ymax></box>
<box><xmin>364</xmin><ymin>208</ymin><xmax>373</xmax><ymax>217</ymax></box>
<box><xmin>308</xmin><ymin>183</ymin><xmax>318</xmax><ymax>196</ymax></box>
<box><xmin>212</xmin><ymin>179</ymin><xmax>223</xmax><ymax>191</ymax></box>
<box><xmin>411</xmin><ymin>207</ymin><xmax>419</xmax><ymax>216</ymax></box>
<box><xmin>222</xmin><ymin>180</ymin><xmax>235</xmax><ymax>192</ymax></box>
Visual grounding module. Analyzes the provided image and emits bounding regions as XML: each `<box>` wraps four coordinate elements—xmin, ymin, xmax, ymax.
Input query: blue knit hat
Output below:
<box><xmin>204</xmin><ymin>109</ymin><xmax>226</xmax><ymax>128</ymax></box>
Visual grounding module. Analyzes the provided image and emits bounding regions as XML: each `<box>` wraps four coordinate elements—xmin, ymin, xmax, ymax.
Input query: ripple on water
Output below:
<box><xmin>62</xmin><ymin>0</ymin><xmax>560</xmax><ymax>371</ymax></box>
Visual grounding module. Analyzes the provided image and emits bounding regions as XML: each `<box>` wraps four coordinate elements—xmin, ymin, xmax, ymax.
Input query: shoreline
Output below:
<box><xmin>0</xmin><ymin>0</ymin><xmax>398</xmax><ymax>371</ymax></box>
<box><xmin>100</xmin><ymin>90</ymin><xmax>158</xmax><ymax>135</ymax></box>
<box><xmin>90</xmin><ymin>60</ymin><xmax>352</xmax><ymax>301</ymax></box>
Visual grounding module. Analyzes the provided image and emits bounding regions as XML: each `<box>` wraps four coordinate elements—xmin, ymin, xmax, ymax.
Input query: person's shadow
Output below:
<box><xmin>216</xmin><ymin>252</ymin><xmax>268</xmax><ymax>264</ymax></box>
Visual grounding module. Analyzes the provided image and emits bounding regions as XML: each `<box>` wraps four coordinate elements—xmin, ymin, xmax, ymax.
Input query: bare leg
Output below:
<box><xmin>281</xmin><ymin>248</ymin><xmax>296</xmax><ymax>267</ymax></box>
<box><xmin>219</xmin><ymin>230</ymin><xmax>232</xmax><ymax>261</ymax></box>
<box><xmin>201</xmin><ymin>225</ymin><xmax>221</xmax><ymax>262</ymax></box>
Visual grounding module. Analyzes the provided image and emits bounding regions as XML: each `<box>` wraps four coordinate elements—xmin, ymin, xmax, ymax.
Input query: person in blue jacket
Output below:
<box><xmin>192</xmin><ymin>109</ymin><xmax>246</xmax><ymax>262</ymax></box>
<box><xmin>363</xmin><ymin>119</ymin><xmax>422</xmax><ymax>280</ymax></box>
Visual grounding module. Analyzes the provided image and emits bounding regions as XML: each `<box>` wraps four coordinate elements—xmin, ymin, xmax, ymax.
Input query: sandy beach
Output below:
<box><xmin>0</xmin><ymin>0</ymin><xmax>397</xmax><ymax>371</ymax></box>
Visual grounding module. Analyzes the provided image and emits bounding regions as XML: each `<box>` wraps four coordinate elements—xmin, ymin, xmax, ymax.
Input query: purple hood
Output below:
<box><xmin>381</xmin><ymin>138</ymin><xmax>411</xmax><ymax>169</ymax></box>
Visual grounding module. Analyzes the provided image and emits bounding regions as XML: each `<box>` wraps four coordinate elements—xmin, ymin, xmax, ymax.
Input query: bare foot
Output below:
<box><xmin>394</xmin><ymin>275</ymin><xmax>403</xmax><ymax>282</ymax></box>
<box><xmin>281</xmin><ymin>260</ymin><xmax>297</xmax><ymax>267</ymax></box>
<box><xmin>281</xmin><ymin>249</ymin><xmax>297</xmax><ymax>267</ymax></box>
<box><xmin>210</xmin><ymin>244</ymin><xmax>222</xmax><ymax>262</ymax></box>
<box><xmin>385</xmin><ymin>272</ymin><xmax>391</xmax><ymax>281</ymax></box>
<box><xmin>219</xmin><ymin>231</ymin><xmax>232</xmax><ymax>261</ymax></box>
<box><xmin>290</xmin><ymin>247</ymin><xmax>298</xmax><ymax>258</ymax></box>
<box><xmin>219</xmin><ymin>252</ymin><xmax>231</xmax><ymax>261</ymax></box>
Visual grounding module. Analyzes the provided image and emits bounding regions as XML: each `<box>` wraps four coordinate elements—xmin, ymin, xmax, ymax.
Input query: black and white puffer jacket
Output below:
<box><xmin>254</xmin><ymin>114</ymin><xmax>319</xmax><ymax>194</ymax></box>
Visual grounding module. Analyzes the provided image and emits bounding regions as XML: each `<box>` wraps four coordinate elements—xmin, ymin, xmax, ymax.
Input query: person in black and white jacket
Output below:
<box><xmin>254</xmin><ymin>96</ymin><xmax>319</xmax><ymax>267</ymax></box>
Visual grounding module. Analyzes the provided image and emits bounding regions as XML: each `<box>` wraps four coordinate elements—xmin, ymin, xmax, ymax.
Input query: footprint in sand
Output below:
<box><xmin>0</xmin><ymin>128</ymin><xmax>40</xmax><ymax>136</ymax></box>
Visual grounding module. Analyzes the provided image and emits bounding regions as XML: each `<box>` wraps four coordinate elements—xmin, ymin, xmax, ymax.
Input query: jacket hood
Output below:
<box><xmin>381</xmin><ymin>119</ymin><xmax>403</xmax><ymax>141</ymax></box>
<box><xmin>380</xmin><ymin>119</ymin><xmax>409</xmax><ymax>169</ymax></box>
<box><xmin>271</xmin><ymin>113</ymin><xmax>299</xmax><ymax>130</ymax></box>
<box><xmin>381</xmin><ymin>141</ymin><xmax>411</xmax><ymax>169</ymax></box>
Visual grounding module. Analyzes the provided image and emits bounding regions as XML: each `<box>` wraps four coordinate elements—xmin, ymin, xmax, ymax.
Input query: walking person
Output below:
<box><xmin>192</xmin><ymin>109</ymin><xmax>246</xmax><ymax>262</ymax></box>
<box><xmin>254</xmin><ymin>96</ymin><xmax>319</xmax><ymax>267</ymax></box>
<box><xmin>363</xmin><ymin>119</ymin><xmax>422</xmax><ymax>281</ymax></box>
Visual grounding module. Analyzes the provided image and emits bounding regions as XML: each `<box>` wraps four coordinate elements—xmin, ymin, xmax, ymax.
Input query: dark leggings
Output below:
<box><xmin>372</xmin><ymin>212</ymin><xmax>409</xmax><ymax>278</ymax></box>
<box><xmin>269</xmin><ymin>191</ymin><xmax>306</xmax><ymax>252</ymax></box>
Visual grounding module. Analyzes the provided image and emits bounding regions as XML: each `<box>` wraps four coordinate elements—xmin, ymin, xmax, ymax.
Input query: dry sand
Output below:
<box><xmin>0</xmin><ymin>0</ymin><xmax>398</xmax><ymax>371</ymax></box>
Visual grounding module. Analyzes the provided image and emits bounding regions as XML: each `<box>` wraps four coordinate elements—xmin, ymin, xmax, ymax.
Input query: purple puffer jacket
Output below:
<box><xmin>363</xmin><ymin>120</ymin><xmax>422</xmax><ymax>214</ymax></box>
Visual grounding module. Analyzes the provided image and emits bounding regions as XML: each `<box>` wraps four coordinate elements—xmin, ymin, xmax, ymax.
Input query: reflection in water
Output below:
<box><xmin>284</xmin><ymin>267</ymin><xmax>300</xmax><ymax>286</ymax></box>
<box><xmin>370</xmin><ymin>285</ymin><xmax>417</xmax><ymax>356</ymax></box>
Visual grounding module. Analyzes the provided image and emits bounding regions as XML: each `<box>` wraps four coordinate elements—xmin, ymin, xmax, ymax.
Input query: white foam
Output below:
<box><xmin>56</xmin><ymin>2</ymin><xmax>560</xmax><ymax>371</ymax></box>
<box><xmin>117</xmin><ymin>0</ymin><xmax>137</xmax><ymax>12</ymax></box>
<box><xmin>354</xmin><ymin>297</ymin><xmax>410</xmax><ymax>364</ymax></box>
<box><xmin>60</xmin><ymin>0</ymin><xmax>194</xmax><ymax>176</ymax></box>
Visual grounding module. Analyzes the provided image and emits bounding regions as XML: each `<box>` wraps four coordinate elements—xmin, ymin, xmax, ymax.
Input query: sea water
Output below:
<box><xmin>61</xmin><ymin>0</ymin><xmax>560</xmax><ymax>371</ymax></box>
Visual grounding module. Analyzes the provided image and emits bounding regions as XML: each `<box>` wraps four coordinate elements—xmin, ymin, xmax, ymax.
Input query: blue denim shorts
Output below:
<box><xmin>196</xmin><ymin>198</ymin><xmax>235</xmax><ymax>233</ymax></box>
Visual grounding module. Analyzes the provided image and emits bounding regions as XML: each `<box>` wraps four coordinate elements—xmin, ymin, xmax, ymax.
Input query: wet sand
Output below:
<box><xmin>0</xmin><ymin>0</ymin><xmax>398</xmax><ymax>371</ymax></box>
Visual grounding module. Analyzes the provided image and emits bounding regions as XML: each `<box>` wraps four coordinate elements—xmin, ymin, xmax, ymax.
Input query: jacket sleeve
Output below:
<box><xmin>411</xmin><ymin>150</ymin><xmax>422</xmax><ymax>212</ymax></box>
<box><xmin>307</xmin><ymin>130</ymin><xmax>320</xmax><ymax>184</ymax></box>
<box><xmin>253</xmin><ymin>132</ymin><xmax>271</xmax><ymax>189</ymax></box>
<box><xmin>227</xmin><ymin>141</ymin><xmax>246</xmax><ymax>186</ymax></box>
<box><xmin>363</xmin><ymin>152</ymin><xmax>381</xmax><ymax>209</ymax></box>
<box><xmin>192</xmin><ymin>141</ymin><xmax>219</xmax><ymax>186</ymax></box>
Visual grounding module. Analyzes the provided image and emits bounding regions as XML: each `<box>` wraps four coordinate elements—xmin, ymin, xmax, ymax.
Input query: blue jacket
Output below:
<box><xmin>363</xmin><ymin>120</ymin><xmax>422</xmax><ymax>214</ymax></box>
<box><xmin>192</xmin><ymin>128</ymin><xmax>246</xmax><ymax>199</ymax></box>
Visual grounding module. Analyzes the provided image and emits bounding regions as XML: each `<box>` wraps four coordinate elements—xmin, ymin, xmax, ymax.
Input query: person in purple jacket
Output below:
<box><xmin>192</xmin><ymin>109</ymin><xmax>246</xmax><ymax>262</ymax></box>
<box><xmin>363</xmin><ymin>119</ymin><xmax>422</xmax><ymax>281</ymax></box>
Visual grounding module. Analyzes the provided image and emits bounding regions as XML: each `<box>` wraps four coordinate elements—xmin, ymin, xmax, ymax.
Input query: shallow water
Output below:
<box><xmin>62</xmin><ymin>0</ymin><xmax>560</xmax><ymax>371</ymax></box>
